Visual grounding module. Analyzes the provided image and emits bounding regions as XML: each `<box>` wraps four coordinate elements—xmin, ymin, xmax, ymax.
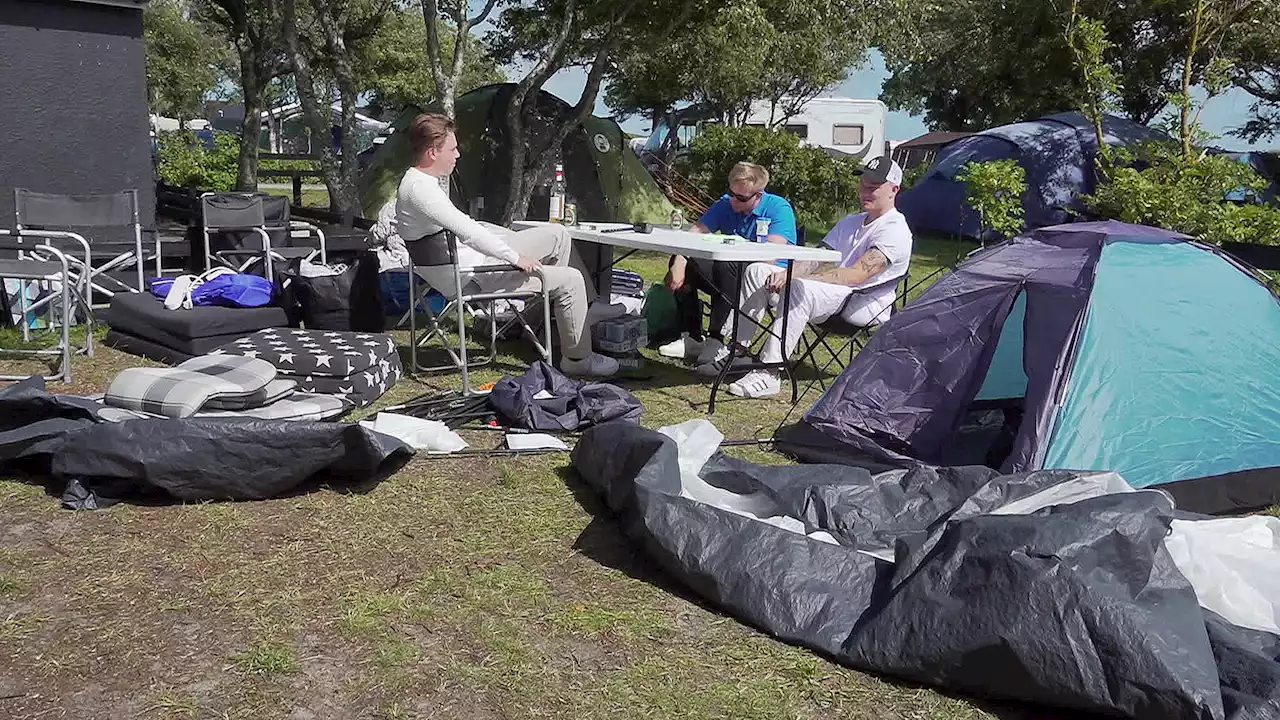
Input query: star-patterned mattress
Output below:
<box><xmin>212</xmin><ymin>328</ymin><xmax>401</xmax><ymax>407</ymax></box>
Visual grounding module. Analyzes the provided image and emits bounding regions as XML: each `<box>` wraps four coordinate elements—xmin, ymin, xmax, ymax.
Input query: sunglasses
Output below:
<box><xmin>727</xmin><ymin>190</ymin><xmax>760</xmax><ymax>202</ymax></box>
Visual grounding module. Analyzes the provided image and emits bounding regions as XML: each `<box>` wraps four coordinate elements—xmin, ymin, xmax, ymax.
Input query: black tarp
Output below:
<box><xmin>490</xmin><ymin>361</ymin><xmax>643</xmax><ymax>432</ymax></box>
<box><xmin>572</xmin><ymin>422</ymin><xmax>1280</xmax><ymax>719</ymax></box>
<box><xmin>0</xmin><ymin>377</ymin><xmax>414</xmax><ymax>509</ymax></box>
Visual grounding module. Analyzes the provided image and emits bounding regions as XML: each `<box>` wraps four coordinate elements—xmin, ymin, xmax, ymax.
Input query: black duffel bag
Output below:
<box><xmin>275</xmin><ymin>251</ymin><xmax>385</xmax><ymax>332</ymax></box>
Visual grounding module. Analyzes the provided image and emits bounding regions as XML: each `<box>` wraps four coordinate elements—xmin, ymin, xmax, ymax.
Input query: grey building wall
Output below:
<box><xmin>0</xmin><ymin>0</ymin><xmax>155</xmax><ymax>235</ymax></box>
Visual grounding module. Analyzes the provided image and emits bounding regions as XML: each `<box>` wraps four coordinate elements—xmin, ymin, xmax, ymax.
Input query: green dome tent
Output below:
<box><xmin>357</xmin><ymin>83</ymin><xmax>675</xmax><ymax>225</ymax></box>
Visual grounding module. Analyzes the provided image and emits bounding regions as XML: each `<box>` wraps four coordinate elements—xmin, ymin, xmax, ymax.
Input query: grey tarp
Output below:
<box><xmin>0</xmin><ymin>377</ymin><xmax>414</xmax><ymax>509</ymax></box>
<box><xmin>490</xmin><ymin>360</ymin><xmax>643</xmax><ymax>432</ymax></box>
<box><xmin>572</xmin><ymin>421</ymin><xmax>1280</xmax><ymax>719</ymax></box>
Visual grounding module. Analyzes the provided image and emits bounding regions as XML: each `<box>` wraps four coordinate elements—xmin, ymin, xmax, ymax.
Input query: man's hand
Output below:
<box><xmin>765</xmin><ymin>269</ymin><xmax>789</xmax><ymax>293</ymax></box>
<box><xmin>514</xmin><ymin>254</ymin><xmax>542</xmax><ymax>274</ymax></box>
<box><xmin>665</xmin><ymin>255</ymin><xmax>688</xmax><ymax>291</ymax></box>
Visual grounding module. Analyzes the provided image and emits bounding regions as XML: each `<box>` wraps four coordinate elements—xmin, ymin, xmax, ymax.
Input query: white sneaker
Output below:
<box><xmin>560</xmin><ymin>352</ymin><xmax>619</xmax><ymax>377</ymax></box>
<box><xmin>694</xmin><ymin>337</ymin><xmax>724</xmax><ymax>365</ymax></box>
<box><xmin>658</xmin><ymin>333</ymin><xmax>703</xmax><ymax>359</ymax></box>
<box><xmin>728</xmin><ymin>370</ymin><xmax>781</xmax><ymax>398</ymax></box>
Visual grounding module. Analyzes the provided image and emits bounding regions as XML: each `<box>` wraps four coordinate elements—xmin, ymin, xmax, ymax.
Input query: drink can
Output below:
<box><xmin>754</xmin><ymin>218</ymin><xmax>771</xmax><ymax>242</ymax></box>
<box><xmin>670</xmin><ymin>208</ymin><xmax>685</xmax><ymax>230</ymax></box>
<box><xmin>564</xmin><ymin>202</ymin><xmax>577</xmax><ymax>226</ymax></box>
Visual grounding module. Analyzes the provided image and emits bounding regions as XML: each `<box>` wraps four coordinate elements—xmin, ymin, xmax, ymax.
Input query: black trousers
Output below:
<box><xmin>670</xmin><ymin>257</ymin><xmax>742</xmax><ymax>342</ymax></box>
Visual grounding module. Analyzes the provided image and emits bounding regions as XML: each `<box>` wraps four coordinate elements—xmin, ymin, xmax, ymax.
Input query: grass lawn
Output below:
<box><xmin>0</xmin><ymin>237</ymin><xmax>1020</xmax><ymax>720</ymax></box>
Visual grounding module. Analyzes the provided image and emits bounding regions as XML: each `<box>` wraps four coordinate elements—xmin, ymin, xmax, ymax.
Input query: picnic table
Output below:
<box><xmin>512</xmin><ymin>220</ymin><xmax>842</xmax><ymax>411</ymax></box>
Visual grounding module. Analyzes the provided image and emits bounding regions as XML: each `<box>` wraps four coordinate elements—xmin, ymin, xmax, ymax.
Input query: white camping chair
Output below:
<box><xmin>0</xmin><ymin>229</ymin><xmax>92</xmax><ymax>383</ymax></box>
<box><xmin>200</xmin><ymin>193</ymin><xmax>326</xmax><ymax>283</ymax></box>
<box><xmin>14</xmin><ymin>188</ymin><xmax>156</xmax><ymax>304</ymax></box>
<box><xmin>406</xmin><ymin>230</ymin><xmax>552</xmax><ymax>396</ymax></box>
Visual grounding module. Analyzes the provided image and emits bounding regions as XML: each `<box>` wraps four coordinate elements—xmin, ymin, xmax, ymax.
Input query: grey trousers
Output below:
<box><xmin>479</xmin><ymin>224</ymin><xmax>598</xmax><ymax>359</ymax></box>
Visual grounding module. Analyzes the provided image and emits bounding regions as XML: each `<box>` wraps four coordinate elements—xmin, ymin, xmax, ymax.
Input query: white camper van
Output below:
<box><xmin>744</xmin><ymin>97</ymin><xmax>888</xmax><ymax>160</ymax></box>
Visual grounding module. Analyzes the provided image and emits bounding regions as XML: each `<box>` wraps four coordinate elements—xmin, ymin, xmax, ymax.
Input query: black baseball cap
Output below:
<box><xmin>854</xmin><ymin>155</ymin><xmax>904</xmax><ymax>185</ymax></box>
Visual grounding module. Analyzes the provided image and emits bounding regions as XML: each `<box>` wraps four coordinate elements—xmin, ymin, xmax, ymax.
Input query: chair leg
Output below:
<box><xmin>59</xmin><ymin>276</ymin><xmax>71</xmax><ymax>383</ymax></box>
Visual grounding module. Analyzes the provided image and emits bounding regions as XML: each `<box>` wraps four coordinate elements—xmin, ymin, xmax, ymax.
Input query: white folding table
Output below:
<box><xmin>512</xmin><ymin>220</ymin><xmax>842</xmax><ymax>411</ymax></box>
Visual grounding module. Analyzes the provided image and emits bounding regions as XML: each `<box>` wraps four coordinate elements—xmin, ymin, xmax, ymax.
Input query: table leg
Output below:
<box><xmin>707</xmin><ymin>262</ymin><xmax>746</xmax><ymax>414</ymax></box>
<box><xmin>779</xmin><ymin>259</ymin><xmax>798</xmax><ymax>405</ymax></box>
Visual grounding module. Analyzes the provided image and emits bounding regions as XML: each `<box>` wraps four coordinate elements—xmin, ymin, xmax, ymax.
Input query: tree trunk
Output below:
<box><xmin>1180</xmin><ymin>0</ymin><xmax>1206</xmax><ymax>160</ymax></box>
<box><xmin>335</xmin><ymin>69</ymin><xmax>361</xmax><ymax>218</ymax></box>
<box><xmin>501</xmin><ymin>2</ymin><xmax>634</xmax><ymax>223</ymax></box>
<box><xmin>283</xmin><ymin>0</ymin><xmax>348</xmax><ymax>215</ymax></box>
<box><xmin>236</xmin><ymin>65</ymin><xmax>263</xmax><ymax>191</ymax></box>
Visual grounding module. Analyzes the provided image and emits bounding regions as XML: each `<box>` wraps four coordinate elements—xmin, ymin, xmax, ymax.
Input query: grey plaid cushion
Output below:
<box><xmin>203</xmin><ymin>379</ymin><xmax>297</xmax><ymax>410</ymax></box>
<box><xmin>93</xmin><ymin>393</ymin><xmax>348</xmax><ymax>422</ymax></box>
<box><xmin>103</xmin><ymin>355</ymin><xmax>277</xmax><ymax>418</ymax></box>
<box><xmin>196</xmin><ymin>393</ymin><xmax>350</xmax><ymax>421</ymax></box>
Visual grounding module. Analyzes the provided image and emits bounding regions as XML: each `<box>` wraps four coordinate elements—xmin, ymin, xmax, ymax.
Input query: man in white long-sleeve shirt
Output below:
<box><xmin>395</xmin><ymin>112</ymin><xmax>622</xmax><ymax>377</ymax></box>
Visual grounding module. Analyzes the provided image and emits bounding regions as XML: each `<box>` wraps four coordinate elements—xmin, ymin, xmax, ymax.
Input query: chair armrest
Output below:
<box><xmin>0</xmin><ymin>232</ymin><xmax>72</xmax><ymax>275</ymax></box>
<box><xmin>467</xmin><ymin>264</ymin><xmax>521</xmax><ymax>275</ymax></box>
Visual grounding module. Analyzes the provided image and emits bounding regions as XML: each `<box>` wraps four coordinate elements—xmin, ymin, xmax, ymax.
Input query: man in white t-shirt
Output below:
<box><xmin>718</xmin><ymin>155</ymin><xmax>914</xmax><ymax>398</ymax></box>
<box><xmin>395</xmin><ymin>113</ymin><xmax>623</xmax><ymax>377</ymax></box>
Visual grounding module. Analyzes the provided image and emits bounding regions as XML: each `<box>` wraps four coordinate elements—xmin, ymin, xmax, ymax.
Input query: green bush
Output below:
<box><xmin>682</xmin><ymin>124</ymin><xmax>862</xmax><ymax>233</ymax></box>
<box><xmin>955</xmin><ymin>159</ymin><xmax>1027</xmax><ymax>241</ymax></box>
<box><xmin>155</xmin><ymin>130</ymin><xmax>238</xmax><ymax>191</ymax></box>
<box><xmin>1084</xmin><ymin>141</ymin><xmax>1280</xmax><ymax>246</ymax></box>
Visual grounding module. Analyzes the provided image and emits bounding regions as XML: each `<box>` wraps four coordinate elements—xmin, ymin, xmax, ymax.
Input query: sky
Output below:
<box><xmin>530</xmin><ymin>49</ymin><xmax>1275</xmax><ymax>152</ymax></box>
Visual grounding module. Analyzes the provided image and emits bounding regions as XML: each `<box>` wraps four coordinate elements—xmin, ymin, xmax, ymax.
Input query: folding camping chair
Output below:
<box><xmin>0</xmin><ymin>230</ymin><xmax>90</xmax><ymax>383</ymax></box>
<box><xmin>14</xmin><ymin>188</ymin><xmax>158</xmax><ymax>304</ymax></box>
<box><xmin>405</xmin><ymin>229</ymin><xmax>552</xmax><ymax>396</ymax></box>
<box><xmin>199</xmin><ymin>193</ymin><xmax>327</xmax><ymax>283</ymax></box>
<box><xmin>790</xmin><ymin>271</ymin><xmax>912</xmax><ymax>391</ymax></box>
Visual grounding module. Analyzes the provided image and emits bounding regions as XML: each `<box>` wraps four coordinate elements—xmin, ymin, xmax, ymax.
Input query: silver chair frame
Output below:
<box><xmin>0</xmin><ymin>232</ymin><xmax>86</xmax><ymax>383</ymax></box>
<box><xmin>406</xmin><ymin>230</ymin><xmax>553</xmax><ymax>396</ymax></box>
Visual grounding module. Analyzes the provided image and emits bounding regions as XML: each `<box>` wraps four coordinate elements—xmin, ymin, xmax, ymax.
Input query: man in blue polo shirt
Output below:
<box><xmin>660</xmin><ymin>161</ymin><xmax>798</xmax><ymax>374</ymax></box>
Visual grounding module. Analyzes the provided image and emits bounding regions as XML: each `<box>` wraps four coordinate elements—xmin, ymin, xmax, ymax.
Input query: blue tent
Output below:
<box><xmin>778</xmin><ymin>221</ymin><xmax>1280</xmax><ymax>515</ymax></box>
<box><xmin>897</xmin><ymin>112</ymin><xmax>1169</xmax><ymax>240</ymax></box>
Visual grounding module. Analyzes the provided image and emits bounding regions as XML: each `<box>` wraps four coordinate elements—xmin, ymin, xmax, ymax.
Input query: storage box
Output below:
<box><xmin>593</xmin><ymin>316</ymin><xmax>648</xmax><ymax>353</ymax></box>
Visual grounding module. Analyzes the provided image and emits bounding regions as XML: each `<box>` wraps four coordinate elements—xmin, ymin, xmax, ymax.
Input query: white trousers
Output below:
<box><xmin>726</xmin><ymin>262</ymin><xmax>893</xmax><ymax>364</ymax></box>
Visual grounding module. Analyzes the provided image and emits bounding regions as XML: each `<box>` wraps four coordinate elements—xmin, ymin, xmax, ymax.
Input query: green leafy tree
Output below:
<box><xmin>281</xmin><ymin>0</ymin><xmax>394</xmax><ymax>215</ymax></box>
<box><xmin>421</xmin><ymin>0</ymin><xmax>506</xmax><ymax>118</ymax></box>
<box><xmin>354</xmin><ymin>8</ymin><xmax>506</xmax><ymax>118</ymax></box>
<box><xmin>604</xmin><ymin>0</ymin><xmax>870</xmax><ymax>128</ymax></box>
<box><xmin>197</xmin><ymin>0</ymin><xmax>293</xmax><ymax>190</ymax></box>
<box><xmin>684</xmin><ymin>124</ymin><xmax>862</xmax><ymax>233</ymax></box>
<box><xmin>484</xmin><ymin>0</ymin><xmax>703</xmax><ymax>223</ymax></box>
<box><xmin>955</xmin><ymin>159</ymin><xmax>1027</xmax><ymax>242</ymax></box>
<box><xmin>1228</xmin><ymin>11</ymin><xmax>1280</xmax><ymax>142</ymax></box>
<box><xmin>1083</xmin><ymin>141</ymin><xmax>1280</xmax><ymax>244</ymax></box>
<box><xmin>144</xmin><ymin>0</ymin><xmax>230</xmax><ymax>125</ymax></box>
<box><xmin>155</xmin><ymin>130</ymin><xmax>240</xmax><ymax>191</ymax></box>
<box><xmin>880</xmin><ymin>0</ymin><xmax>1195</xmax><ymax>131</ymax></box>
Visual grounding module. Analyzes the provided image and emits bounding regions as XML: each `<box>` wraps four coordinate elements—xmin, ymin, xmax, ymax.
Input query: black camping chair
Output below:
<box><xmin>14</xmin><ymin>188</ymin><xmax>159</xmax><ymax>304</ymax></box>
<box><xmin>404</xmin><ymin>229</ymin><xmax>553</xmax><ymax>396</ymax></box>
<box><xmin>200</xmin><ymin>192</ymin><xmax>326</xmax><ymax>282</ymax></box>
<box><xmin>789</xmin><ymin>271</ymin><xmax>911</xmax><ymax>390</ymax></box>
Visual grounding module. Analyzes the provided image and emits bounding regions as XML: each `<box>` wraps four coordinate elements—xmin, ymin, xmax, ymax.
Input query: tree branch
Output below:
<box><xmin>465</xmin><ymin>0</ymin><xmax>501</xmax><ymax>31</ymax></box>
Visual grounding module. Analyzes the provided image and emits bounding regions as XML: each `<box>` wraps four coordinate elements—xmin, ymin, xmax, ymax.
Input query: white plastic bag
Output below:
<box><xmin>359</xmin><ymin>412</ymin><xmax>468</xmax><ymax>454</ymax></box>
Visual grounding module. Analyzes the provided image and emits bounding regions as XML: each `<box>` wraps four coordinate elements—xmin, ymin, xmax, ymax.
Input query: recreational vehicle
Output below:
<box><xmin>638</xmin><ymin>96</ymin><xmax>888</xmax><ymax>173</ymax></box>
<box><xmin>744</xmin><ymin>97</ymin><xmax>887</xmax><ymax>160</ymax></box>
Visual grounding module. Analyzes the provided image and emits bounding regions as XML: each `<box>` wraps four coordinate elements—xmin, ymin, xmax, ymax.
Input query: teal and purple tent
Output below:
<box><xmin>778</xmin><ymin>221</ymin><xmax>1280</xmax><ymax>515</ymax></box>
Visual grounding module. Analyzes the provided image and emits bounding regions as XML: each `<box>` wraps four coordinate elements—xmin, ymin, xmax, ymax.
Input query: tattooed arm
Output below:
<box><xmin>802</xmin><ymin>248</ymin><xmax>890</xmax><ymax>287</ymax></box>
